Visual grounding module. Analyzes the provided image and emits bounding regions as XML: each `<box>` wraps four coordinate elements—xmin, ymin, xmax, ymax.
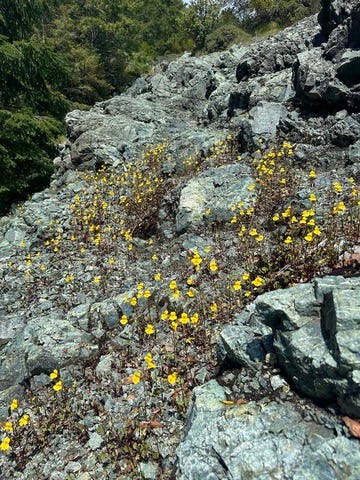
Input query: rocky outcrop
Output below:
<box><xmin>177</xmin><ymin>381</ymin><xmax>360</xmax><ymax>480</ymax></box>
<box><xmin>0</xmin><ymin>0</ymin><xmax>359</xmax><ymax>478</ymax></box>
<box><xmin>178</xmin><ymin>275</ymin><xmax>360</xmax><ymax>478</ymax></box>
<box><xmin>57</xmin><ymin>0</ymin><xmax>360</xmax><ymax>180</ymax></box>
<box><xmin>220</xmin><ymin>276</ymin><xmax>360</xmax><ymax>417</ymax></box>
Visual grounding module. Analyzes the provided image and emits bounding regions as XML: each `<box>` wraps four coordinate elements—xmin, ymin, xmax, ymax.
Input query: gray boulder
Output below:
<box><xmin>176</xmin><ymin>163</ymin><xmax>254</xmax><ymax>233</ymax></box>
<box><xmin>220</xmin><ymin>276</ymin><xmax>360</xmax><ymax>417</ymax></box>
<box><xmin>177</xmin><ymin>380</ymin><xmax>360</xmax><ymax>480</ymax></box>
<box><xmin>294</xmin><ymin>1</ymin><xmax>360</xmax><ymax>110</ymax></box>
<box><xmin>319</xmin><ymin>0</ymin><xmax>360</xmax><ymax>57</ymax></box>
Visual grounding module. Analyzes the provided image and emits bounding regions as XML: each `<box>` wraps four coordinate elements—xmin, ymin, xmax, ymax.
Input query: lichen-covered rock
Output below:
<box><xmin>177</xmin><ymin>380</ymin><xmax>360</xmax><ymax>480</ymax></box>
<box><xmin>220</xmin><ymin>276</ymin><xmax>360</xmax><ymax>417</ymax></box>
<box><xmin>176</xmin><ymin>163</ymin><xmax>254</xmax><ymax>233</ymax></box>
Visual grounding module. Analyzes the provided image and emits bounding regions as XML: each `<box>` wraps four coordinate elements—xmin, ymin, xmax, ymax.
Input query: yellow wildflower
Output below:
<box><xmin>233</xmin><ymin>280</ymin><xmax>242</xmax><ymax>291</ymax></box>
<box><xmin>18</xmin><ymin>414</ymin><xmax>30</xmax><ymax>427</ymax></box>
<box><xmin>272</xmin><ymin>213</ymin><xmax>280</xmax><ymax>221</ymax></box>
<box><xmin>4</xmin><ymin>422</ymin><xmax>13</xmax><ymax>433</ymax></box>
<box><xmin>191</xmin><ymin>251</ymin><xmax>202</xmax><ymax>269</ymax></box>
<box><xmin>309</xmin><ymin>193</ymin><xmax>317</xmax><ymax>202</ymax></box>
<box><xmin>169</xmin><ymin>280</ymin><xmax>177</xmax><ymax>290</ymax></box>
<box><xmin>130</xmin><ymin>297</ymin><xmax>137</xmax><ymax>307</ymax></box>
<box><xmin>187</xmin><ymin>288</ymin><xmax>196</xmax><ymax>298</ymax></box>
<box><xmin>132</xmin><ymin>372</ymin><xmax>141</xmax><ymax>384</ymax></box>
<box><xmin>53</xmin><ymin>380</ymin><xmax>62</xmax><ymax>392</ymax></box>
<box><xmin>309</xmin><ymin>170</ymin><xmax>317</xmax><ymax>179</ymax></box>
<box><xmin>210</xmin><ymin>302</ymin><xmax>218</xmax><ymax>313</ymax></box>
<box><xmin>180</xmin><ymin>313</ymin><xmax>190</xmax><ymax>324</ymax></box>
<box><xmin>282</xmin><ymin>207</ymin><xmax>291</xmax><ymax>218</ymax></box>
<box><xmin>0</xmin><ymin>436</ymin><xmax>10</xmax><ymax>452</ymax></box>
<box><xmin>120</xmin><ymin>315</ymin><xmax>128</xmax><ymax>325</ymax></box>
<box><xmin>144</xmin><ymin>353</ymin><xmax>153</xmax><ymax>363</ymax></box>
<box><xmin>333</xmin><ymin>182</ymin><xmax>343</xmax><ymax>193</ymax></box>
<box><xmin>252</xmin><ymin>276</ymin><xmax>264</xmax><ymax>287</ymax></box>
<box><xmin>144</xmin><ymin>353</ymin><xmax>156</xmax><ymax>369</ymax></box>
<box><xmin>10</xmin><ymin>399</ymin><xmax>18</xmax><ymax>411</ymax></box>
<box><xmin>154</xmin><ymin>272</ymin><xmax>161</xmax><ymax>281</ymax></box>
<box><xmin>169</xmin><ymin>311</ymin><xmax>177</xmax><ymax>321</ymax></box>
<box><xmin>304</xmin><ymin>232</ymin><xmax>313</xmax><ymax>242</ymax></box>
<box><xmin>93</xmin><ymin>276</ymin><xmax>101</xmax><ymax>284</ymax></box>
<box><xmin>50</xmin><ymin>369</ymin><xmax>58</xmax><ymax>379</ymax></box>
<box><xmin>209</xmin><ymin>259</ymin><xmax>218</xmax><ymax>271</ymax></box>
<box><xmin>145</xmin><ymin>324</ymin><xmax>155</xmax><ymax>335</ymax></box>
<box><xmin>284</xmin><ymin>236</ymin><xmax>292</xmax><ymax>244</ymax></box>
<box><xmin>249</xmin><ymin>228</ymin><xmax>258</xmax><ymax>236</ymax></box>
<box><xmin>167</xmin><ymin>372</ymin><xmax>178</xmax><ymax>385</ymax></box>
<box><xmin>191</xmin><ymin>313</ymin><xmax>199</xmax><ymax>324</ymax></box>
<box><xmin>333</xmin><ymin>201</ymin><xmax>346</xmax><ymax>213</ymax></box>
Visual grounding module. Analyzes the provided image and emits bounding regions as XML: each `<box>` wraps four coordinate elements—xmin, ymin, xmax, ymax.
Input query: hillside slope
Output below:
<box><xmin>0</xmin><ymin>0</ymin><xmax>359</xmax><ymax>478</ymax></box>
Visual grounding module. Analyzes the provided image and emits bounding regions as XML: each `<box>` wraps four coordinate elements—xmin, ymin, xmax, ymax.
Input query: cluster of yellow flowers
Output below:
<box><xmin>0</xmin><ymin>399</ymin><xmax>30</xmax><ymax>453</ymax></box>
<box><xmin>231</xmin><ymin>272</ymin><xmax>264</xmax><ymax>297</ymax></box>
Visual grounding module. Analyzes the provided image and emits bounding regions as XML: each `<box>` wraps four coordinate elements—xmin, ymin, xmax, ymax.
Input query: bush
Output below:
<box><xmin>0</xmin><ymin>109</ymin><xmax>63</xmax><ymax>214</ymax></box>
<box><xmin>204</xmin><ymin>24</ymin><xmax>252</xmax><ymax>52</ymax></box>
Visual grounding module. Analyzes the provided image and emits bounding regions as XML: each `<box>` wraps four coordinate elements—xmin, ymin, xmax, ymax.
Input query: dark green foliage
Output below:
<box><xmin>0</xmin><ymin>109</ymin><xmax>62</xmax><ymax>214</ymax></box>
<box><xmin>204</xmin><ymin>24</ymin><xmax>251</xmax><ymax>52</ymax></box>
<box><xmin>41</xmin><ymin>0</ymin><xmax>190</xmax><ymax>99</ymax></box>
<box><xmin>0</xmin><ymin>1</ymin><xmax>68</xmax><ymax>213</ymax></box>
<box><xmin>0</xmin><ymin>37</ymin><xmax>69</xmax><ymax>115</ymax></box>
<box><xmin>0</xmin><ymin>0</ymin><xmax>48</xmax><ymax>40</ymax></box>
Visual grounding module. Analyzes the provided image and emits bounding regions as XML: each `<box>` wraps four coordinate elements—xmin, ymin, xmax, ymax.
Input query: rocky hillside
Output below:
<box><xmin>0</xmin><ymin>0</ymin><xmax>359</xmax><ymax>478</ymax></box>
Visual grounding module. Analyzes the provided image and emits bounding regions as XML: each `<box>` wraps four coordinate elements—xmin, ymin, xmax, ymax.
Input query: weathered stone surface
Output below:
<box><xmin>294</xmin><ymin>2</ymin><xmax>360</xmax><ymax>111</ymax></box>
<box><xmin>220</xmin><ymin>306</ymin><xmax>273</xmax><ymax>369</ymax></box>
<box><xmin>319</xmin><ymin>0</ymin><xmax>360</xmax><ymax>60</ymax></box>
<box><xmin>235</xmin><ymin>16</ymin><xmax>319</xmax><ymax>82</ymax></box>
<box><xmin>220</xmin><ymin>276</ymin><xmax>360</xmax><ymax>417</ymax></box>
<box><xmin>176</xmin><ymin>163</ymin><xmax>254</xmax><ymax>233</ymax></box>
<box><xmin>177</xmin><ymin>380</ymin><xmax>360</xmax><ymax>480</ymax></box>
<box><xmin>249</xmin><ymin>101</ymin><xmax>288</xmax><ymax>139</ymax></box>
